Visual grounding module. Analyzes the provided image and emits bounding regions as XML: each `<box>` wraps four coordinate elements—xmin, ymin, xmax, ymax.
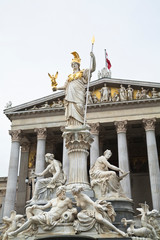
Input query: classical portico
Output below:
<box><xmin>2</xmin><ymin>77</ymin><xmax>160</xmax><ymax>217</ymax></box>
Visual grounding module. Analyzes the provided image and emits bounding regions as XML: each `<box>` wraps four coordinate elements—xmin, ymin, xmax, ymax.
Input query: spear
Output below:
<box><xmin>84</xmin><ymin>36</ymin><xmax>95</xmax><ymax>125</ymax></box>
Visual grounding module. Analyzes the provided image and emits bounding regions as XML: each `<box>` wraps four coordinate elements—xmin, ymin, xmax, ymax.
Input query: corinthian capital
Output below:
<box><xmin>143</xmin><ymin>118</ymin><xmax>156</xmax><ymax>131</ymax></box>
<box><xmin>89</xmin><ymin>123</ymin><xmax>100</xmax><ymax>135</ymax></box>
<box><xmin>34</xmin><ymin>128</ymin><xmax>47</xmax><ymax>140</ymax></box>
<box><xmin>114</xmin><ymin>120</ymin><xmax>127</xmax><ymax>133</ymax></box>
<box><xmin>9</xmin><ymin>130</ymin><xmax>22</xmax><ymax>142</ymax></box>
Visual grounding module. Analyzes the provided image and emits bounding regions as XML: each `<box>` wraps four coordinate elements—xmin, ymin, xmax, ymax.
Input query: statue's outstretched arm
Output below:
<box><xmin>35</xmin><ymin>165</ymin><xmax>50</xmax><ymax>177</ymax></box>
<box><xmin>107</xmin><ymin>161</ymin><xmax>124</xmax><ymax>173</ymax></box>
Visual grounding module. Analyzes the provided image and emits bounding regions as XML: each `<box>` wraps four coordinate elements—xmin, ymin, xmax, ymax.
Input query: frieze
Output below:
<box><xmin>4</xmin><ymin>83</ymin><xmax>160</xmax><ymax>119</ymax></box>
<box><xmin>143</xmin><ymin>118</ymin><xmax>156</xmax><ymax>131</ymax></box>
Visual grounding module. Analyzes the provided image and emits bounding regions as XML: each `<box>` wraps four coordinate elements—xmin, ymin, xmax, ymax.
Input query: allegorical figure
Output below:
<box><xmin>9</xmin><ymin>186</ymin><xmax>74</xmax><ymax>237</ymax></box>
<box><xmin>71</xmin><ymin>186</ymin><xmax>126</xmax><ymax>237</ymax></box>
<box><xmin>53</xmin><ymin>52</ymin><xmax>96</xmax><ymax>126</ymax></box>
<box><xmin>28</xmin><ymin>153</ymin><xmax>66</xmax><ymax>203</ymax></box>
<box><xmin>100</xmin><ymin>83</ymin><xmax>110</xmax><ymax>102</ymax></box>
<box><xmin>119</xmin><ymin>84</ymin><xmax>127</xmax><ymax>101</ymax></box>
<box><xmin>89</xmin><ymin>149</ymin><xmax>129</xmax><ymax>200</ymax></box>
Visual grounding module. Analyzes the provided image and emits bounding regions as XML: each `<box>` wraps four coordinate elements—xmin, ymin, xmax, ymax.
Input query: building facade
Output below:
<box><xmin>2</xmin><ymin>76</ymin><xmax>160</xmax><ymax>218</ymax></box>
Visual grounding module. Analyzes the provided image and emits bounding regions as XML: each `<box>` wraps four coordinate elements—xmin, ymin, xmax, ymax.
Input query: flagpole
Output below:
<box><xmin>84</xmin><ymin>36</ymin><xmax>95</xmax><ymax>126</ymax></box>
<box><xmin>104</xmin><ymin>49</ymin><xmax>107</xmax><ymax>68</ymax></box>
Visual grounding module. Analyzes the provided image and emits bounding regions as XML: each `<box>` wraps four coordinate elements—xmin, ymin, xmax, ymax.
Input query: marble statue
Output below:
<box><xmin>112</xmin><ymin>92</ymin><xmax>120</xmax><ymax>102</ymax></box>
<box><xmin>86</xmin><ymin>91</ymin><xmax>93</xmax><ymax>104</ymax></box>
<box><xmin>97</xmin><ymin>70</ymin><xmax>101</xmax><ymax>79</ymax></box>
<box><xmin>31</xmin><ymin>105</ymin><xmax>38</xmax><ymax>110</ymax></box>
<box><xmin>100</xmin><ymin>84</ymin><xmax>110</xmax><ymax>102</ymax></box>
<box><xmin>56</xmin><ymin>98</ymin><xmax>64</xmax><ymax>107</ymax></box>
<box><xmin>89</xmin><ymin>149</ymin><xmax>129</xmax><ymax>200</ymax></box>
<box><xmin>92</xmin><ymin>93</ymin><xmax>98</xmax><ymax>104</ymax></box>
<box><xmin>151</xmin><ymin>88</ymin><xmax>158</xmax><ymax>98</ymax></box>
<box><xmin>127</xmin><ymin>85</ymin><xmax>134</xmax><ymax>101</ymax></box>
<box><xmin>136</xmin><ymin>90</ymin><xmax>141</xmax><ymax>100</ymax></box>
<box><xmin>101</xmin><ymin>67</ymin><xmax>111</xmax><ymax>78</ymax></box>
<box><xmin>41</xmin><ymin>101</ymin><xmax>50</xmax><ymax>108</ymax></box>
<box><xmin>5</xmin><ymin>101</ymin><xmax>12</xmax><ymax>109</ymax></box>
<box><xmin>51</xmin><ymin>101</ymin><xmax>56</xmax><ymax>108</ymax></box>
<box><xmin>9</xmin><ymin>186</ymin><xmax>75</xmax><ymax>237</ymax></box>
<box><xmin>119</xmin><ymin>85</ymin><xmax>127</xmax><ymax>101</ymax></box>
<box><xmin>121</xmin><ymin>203</ymin><xmax>160</xmax><ymax>239</ymax></box>
<box><xmin>71</xmin><ymin>186</ymin><xmax>126</xmax><ymax>237</ymax></box>
<box><xmin>53</xmin><ymin>51</ymin><xmax>96</xmax><ymax>126</ymax></box>
<box><xmin>0</xmin><ymin>210</ymin><xmax>24</xmax><ymax>240</ymax></box>
<box><xmin>27</xmin><ymin>153</ymin><xmax>66</xmax><ymax>203</ymax></box>
<box><xmin>141</xmin><ymin>87</ymin><xmax>150</xmax><ymax>99</ymax></box>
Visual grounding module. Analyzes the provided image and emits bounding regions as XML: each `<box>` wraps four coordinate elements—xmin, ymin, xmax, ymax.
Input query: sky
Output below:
<box><xmin>0</xmin><ymin>0</ymin><xmax>160</xmax><ymax>177</ymax></box>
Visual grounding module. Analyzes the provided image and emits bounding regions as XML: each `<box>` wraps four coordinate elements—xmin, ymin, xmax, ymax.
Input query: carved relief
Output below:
<box><xmin>143</xmin><ymin>118</ymin><xmax>156</xmax><ymax>131</ymax></box>
<box><xmin>9</xmin><ymin>130</ymin><xmax>22</xmax><ymax>142</ymax></box>
<box><xmin>34</xmin><ymin>128</ymin><xmax>47</xmax><ymax>140</ymax></box>
<box><xmin>114</xmin><ymin>120</ymin><xmax>127</xmax><ymax>133</ymax></box>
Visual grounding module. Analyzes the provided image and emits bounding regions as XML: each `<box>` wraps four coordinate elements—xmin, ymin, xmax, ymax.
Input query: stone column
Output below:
<box><xmin>90</xmin><ymin>123</ymin><xmax>100</xmax><ymax>168</ymax></box>
<box><xmin>114</xmin><ymin>120</ymin><xmax>131</xmax><ymax>199</ymax></box>
<box><xmin>34</xmin><ymin>128</ymin><xmax>47</xmax><ymax>175</ymax></box>
<box><xmin>143</xmin><ymin>118</ymin><xmax>160</xmax><ymax>211</ymax></box>
<box><xmin>3</xmin><ymin>130</ymin><xmax>22</xmax><ymax>217</ymax></box>
<box><xmin>63</xmin><ymin>126</ymin><xmax>93</xmax><ymax>192</ymax></box>
<box><xmin>16</xmin><ymin>142</ymin><xmax>30</xmax><ymax>214</ymax></box>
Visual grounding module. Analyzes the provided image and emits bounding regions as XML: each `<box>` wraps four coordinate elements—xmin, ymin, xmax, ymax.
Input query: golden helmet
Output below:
<box><xmin>71</xmin><ymin>51</ymin><xmax>81</xmax><ymax>64</ymax></box>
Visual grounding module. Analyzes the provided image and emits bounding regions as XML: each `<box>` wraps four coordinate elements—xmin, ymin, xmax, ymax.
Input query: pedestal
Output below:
<box><xmin>110</xmin><ymin>200</ymin><xmax>134</xmax><ymax>232</ymax></box>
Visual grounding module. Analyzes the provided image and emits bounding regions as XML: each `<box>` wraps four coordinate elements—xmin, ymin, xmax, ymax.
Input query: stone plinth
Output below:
<box><xmin>110</xmin><ymin>200</ymin><xmax>134</xmax><ymax>232</ymax></box>
<box><xmin>10</xmin><ymin>223</ymin><xmax>132</xmax><ymax>240</ymax></box>
<box><xmin>62</xmin><ymin>126</ymin><xmax>93</xmax><ymax>191</ymax></box>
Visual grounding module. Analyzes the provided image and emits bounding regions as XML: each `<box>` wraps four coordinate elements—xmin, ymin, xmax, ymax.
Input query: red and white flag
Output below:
<box><xmin>106</xmin><ymin>52</ymin><xmax>112</xmax><ymax>70</ymax></box>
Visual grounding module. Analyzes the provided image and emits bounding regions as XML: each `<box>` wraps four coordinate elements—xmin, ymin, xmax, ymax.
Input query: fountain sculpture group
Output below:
<box><xmin>0</xmin><ymin>52</ymin><xmax>160</xmax><ymax>240</ymax></box>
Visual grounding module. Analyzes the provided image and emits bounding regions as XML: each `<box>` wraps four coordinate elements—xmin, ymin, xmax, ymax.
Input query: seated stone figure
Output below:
<box><xmin>71</xmin><ymin>186</ymin><xmax>126</xmax><ymax>237</ymax></box>
<box><xmin>9</xmin><ymin>186</ymin><xmax>76</xmax><ymax>237</ymax></box>
<box><xmin>28</xmin><ymin>153</ymin><xmax>66</xmax><ymax>204</ymax></box>
<box><xmin>89</xmin><ymin>149</ymin><xmax>129</xmax><ymax>200</ymax></box>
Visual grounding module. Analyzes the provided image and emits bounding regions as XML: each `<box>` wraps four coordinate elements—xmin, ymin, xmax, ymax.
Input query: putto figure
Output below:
<box><xmin>89</xmin><ymin>149</ymin><xmax>129</xmax><ymax>200</ymax></box>
<box><xmin>53</xmin><ymin>51</ymin><xmax>96</xmax><ymax>126</ymax></box>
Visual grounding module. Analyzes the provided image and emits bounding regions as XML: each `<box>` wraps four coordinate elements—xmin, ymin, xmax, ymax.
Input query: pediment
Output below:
<box><xmin>4</xmin><ymin>77</ymin><xmax>160</xmax><ymax>120</ymax></box>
